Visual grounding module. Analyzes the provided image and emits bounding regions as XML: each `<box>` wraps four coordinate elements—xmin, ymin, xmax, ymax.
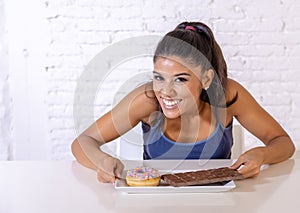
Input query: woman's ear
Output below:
<box><xmin>201</xmin><ymin>69</ymin><xmax>214</xmax><ymax>90</ymax></box>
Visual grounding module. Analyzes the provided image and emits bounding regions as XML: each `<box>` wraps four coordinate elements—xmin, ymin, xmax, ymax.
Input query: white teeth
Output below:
<box><xmin>162</xmin><ymin>98</ymin><xmax>181</xmax><ymax>106</ymax></box>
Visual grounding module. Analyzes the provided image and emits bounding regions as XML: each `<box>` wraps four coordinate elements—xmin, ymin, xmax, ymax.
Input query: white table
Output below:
<box><xmin>0</xmin><ymin>152</ymin><xmax>299</xmax><ymax>213</ymax></box>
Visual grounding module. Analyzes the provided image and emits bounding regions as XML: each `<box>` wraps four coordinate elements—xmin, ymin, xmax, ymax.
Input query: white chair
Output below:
<box><xmin>101</xmin><ymin>124</ymin><xmax>245</xmax><ymax>160</ymax></box>
<box><xmin>100</xmin><ymin>123</ymin><xmax>143</xmax><ymax>160</ymax></box>
<box><xmin>231</xmin><ymin>124</ymin><xmax>245</xmax><ymax>159</ymax></box>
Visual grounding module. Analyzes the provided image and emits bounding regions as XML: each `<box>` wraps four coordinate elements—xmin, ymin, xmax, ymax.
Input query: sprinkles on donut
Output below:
<box><xmin>126</xmin><ymin>167</ymin><xmax>161</xmax><ymax>186</ymax></box>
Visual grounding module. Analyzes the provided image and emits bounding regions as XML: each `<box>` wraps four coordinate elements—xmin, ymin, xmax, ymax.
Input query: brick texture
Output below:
<box><xmin>0</xmin><ymin>0</ymin><xmax>299</xmax><ymax>160</ymax></box>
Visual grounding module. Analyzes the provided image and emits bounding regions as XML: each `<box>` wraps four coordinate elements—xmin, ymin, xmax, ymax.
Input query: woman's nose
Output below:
<box><xmin>160</xmin><ymin>82</ymin><xmax>176</xmax><ymax>97</ymax></box>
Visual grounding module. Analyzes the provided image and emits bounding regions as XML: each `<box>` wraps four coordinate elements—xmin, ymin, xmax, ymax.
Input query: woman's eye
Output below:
<box><xmin>175</xmin><ymin>77</ymin><xmax>188</xmax><ymax>83</ymax></box>
<box><xmin>154</xmin><ymin>75</ymin><xmax>164</xmax><ymax>81</ymax></box>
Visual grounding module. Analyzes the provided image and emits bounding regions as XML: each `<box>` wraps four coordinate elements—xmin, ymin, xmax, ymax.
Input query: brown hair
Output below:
<box><xmin>153</xmin><ymin>21</ymin><xmax>237</xmax><ymax>107</ymax></box>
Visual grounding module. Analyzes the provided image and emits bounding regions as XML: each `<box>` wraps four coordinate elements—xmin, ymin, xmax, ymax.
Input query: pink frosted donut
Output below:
<box><xmin>126</xmin><ymin>167</ymin><xmax>160</xmax><ymax>186</ymax></box>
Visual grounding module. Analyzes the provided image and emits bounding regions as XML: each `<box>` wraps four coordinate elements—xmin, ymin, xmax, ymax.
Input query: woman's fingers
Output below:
<box><xmin>238</xmin><ymin>165</ymin><xmax>260</xmax><ymax>178</ymax></box>
<box><xmin>230</xmin><ymin>158</ymin><xmax>260</xmax><ymax>178</ymax></box>
<box><xmin>97</xmin><ymin>169</ymin><xmax>115</xmax><ymax>183</ymax></box>
<box><xmin>97</xmin><ymin>157</ymin><xmax>124</xmax><ymax>183</ymax></box>
<box><xmin>230</xmin><ymin>158</ymin><xmax>244</xmax><ymax>170</ymax></box>
<box><xmin>230</xmin><ymin>147</ymin><xmax>265</xmax><ymax>178</ymax></box>
<box><xmin>239</xmin><ymin>160</ymin><xmax>262</xmax><ymax>177</ymax></box>
<box><xmin>114</xmin><ymin>160</ymin><xmax>124</xmax><ymax>179</ymax></box>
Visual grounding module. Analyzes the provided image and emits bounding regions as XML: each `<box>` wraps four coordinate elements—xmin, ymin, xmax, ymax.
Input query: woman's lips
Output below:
<box><xmin>161</xmin><ymin>97</ymin><xmax>182</xmax><ymax>109</ymax></box>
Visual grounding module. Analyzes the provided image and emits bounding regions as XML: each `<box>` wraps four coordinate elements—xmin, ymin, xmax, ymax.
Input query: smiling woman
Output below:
<box><xmin>71</xmin><ymin>21</ymin><xmax>295</xmax><ymax>183</ymax></box>
<box><xmin>152</xmin><ymin>58</ymin><xmax>202</xmax><ymax>119</ymax></box>
<box><xmin>143</xmin><ymin>56</ymin><xmax>233</xmax><ymax>160</ymax></box>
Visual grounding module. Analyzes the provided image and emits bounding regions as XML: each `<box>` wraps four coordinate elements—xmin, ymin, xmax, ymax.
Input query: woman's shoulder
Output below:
<box><xmin>225</xmin><ymin>78</ymin><xmax>258</xmax><ymax>116</ymax></box>
<box><xmin>225</xmin><ymin>78</ymin><xmax>247</xmax><ymax>103</ymax></box>
<box><xmin>226</xmin><ymin>78</ymin><xmax>254</xmax><ymax>101</ymax></box>
<box><xmin>217</xmin><ymin>78</ymin><xmax>245</xmax><ymax>124</ymax></box>
<box><xmin>226</xmin><ymin>78</ymin><xmax>243</xmax><ymax>89</ymax></box>
<box><xmin>124</xmin><ymin>82</ymin><xmax>159</xmax><ymax>123</ymax></box>
<box><xmin>129</xmin><ymin>82</ymin><xmax>158</xmax><ymax>105</ymax></box>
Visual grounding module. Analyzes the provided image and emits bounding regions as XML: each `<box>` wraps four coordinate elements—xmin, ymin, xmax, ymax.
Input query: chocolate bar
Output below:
<box><xmin>161</xmin><ymin>167</ymin><xmax>244</xmax><ymax>187</ymax></box>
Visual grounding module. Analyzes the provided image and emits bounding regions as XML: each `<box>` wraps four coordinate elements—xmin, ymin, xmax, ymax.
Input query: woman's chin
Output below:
<box><xmin>161</xmin><ymin>107</ymin><xmax>181</xmax><ymax>119</ymax></box>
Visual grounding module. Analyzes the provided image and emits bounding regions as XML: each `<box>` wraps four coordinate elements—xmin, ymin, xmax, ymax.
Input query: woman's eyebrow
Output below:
<box><xmin>152</xmin><ymin>71</ymin><xmax>161</xmax><ymax>75</ymax></box>
<box><xmin>174</xmin><ymin>73</ymin><xmax>191</xmax><ymax>77</ymax></box>
<box><xmin>153</xmin><ymin>71</ymin><xmax>191</xmax><ymax>77</ymax></box>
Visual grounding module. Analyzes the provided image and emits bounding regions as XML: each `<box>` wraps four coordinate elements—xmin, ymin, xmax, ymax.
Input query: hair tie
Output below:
<box><xmin>185</xmin><ymin>26</ymin><xmax>196</xmax><ymax>32</ymax></box>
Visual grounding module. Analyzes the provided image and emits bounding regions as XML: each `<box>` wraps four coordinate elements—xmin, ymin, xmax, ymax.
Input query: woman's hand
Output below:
<box><xmin>230</xmin><ymin>147</ymin><xmax>266</xmax><ymax>178</ymax></box>
<box><xmin>96</xmin><ymin>155</ymin><xmax>124</xmax><ymax>183</ymax></box>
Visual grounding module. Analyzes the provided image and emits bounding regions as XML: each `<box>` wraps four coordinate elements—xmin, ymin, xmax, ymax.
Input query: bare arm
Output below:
<box><xmin>71</xmin><ymin>83</ymin><xmax>157</xmax><ymax>182</ymax></box>
<box><xmin>227</xmin><ymin>79</ymin><xmax>295</xmax><ymax>177</ymax></box>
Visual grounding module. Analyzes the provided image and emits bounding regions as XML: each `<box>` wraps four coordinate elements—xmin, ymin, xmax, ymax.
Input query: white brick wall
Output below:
<box><xmin>0</xmin><ymin>0</ymin><xmax>299</xmax><ymax>160</ymax></box>
<box><xmin>0</xmin><ymin>0</ymin><xmax>12</xmax><ymax>160</ymax></box>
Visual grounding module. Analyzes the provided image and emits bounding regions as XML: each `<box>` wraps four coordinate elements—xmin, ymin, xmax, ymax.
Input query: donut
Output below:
<box><xmin>126</xmin><ymin>166</ymin><xmax>161</xmax><ymax>187</ymax></box>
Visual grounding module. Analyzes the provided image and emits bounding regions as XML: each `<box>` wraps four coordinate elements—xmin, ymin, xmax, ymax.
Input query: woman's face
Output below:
<box><xmin>153</xmin><ymin>57</ymin><xmax>203</xmax><ymax>119</ymax></box>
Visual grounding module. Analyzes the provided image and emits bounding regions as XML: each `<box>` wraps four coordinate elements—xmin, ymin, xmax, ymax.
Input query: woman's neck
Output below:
<box><xmin>163</xmin><ymin>102</ymin><xmax>216</xmax><ymax>142</ymax></box>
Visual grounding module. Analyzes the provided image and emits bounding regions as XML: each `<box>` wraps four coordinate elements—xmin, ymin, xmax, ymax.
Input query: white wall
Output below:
<box><xmin>0</xmin><ymin>0</ymin><xmax>11</xmax><ymax>159</ymax></box>
<box><xmin>0</xmin><ymin>0</ymin><xmax>299</xmax><ymax>160</ymax></box>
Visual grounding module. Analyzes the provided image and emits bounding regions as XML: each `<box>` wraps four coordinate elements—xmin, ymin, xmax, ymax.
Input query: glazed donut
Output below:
<box><xmin>126</xmin><ymin>167</ymin><xmax>161</xmax><ymax>187</ymax></box>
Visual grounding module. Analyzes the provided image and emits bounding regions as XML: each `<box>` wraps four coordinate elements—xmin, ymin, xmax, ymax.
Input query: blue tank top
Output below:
<box><xmin>142</xmin><ymin>108</ymin><xmax>233</xmax><ymax>160</ymax></box>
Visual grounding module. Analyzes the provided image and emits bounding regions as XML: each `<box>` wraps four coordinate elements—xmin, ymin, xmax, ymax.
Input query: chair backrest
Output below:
<box><xmin>231</xmin><ymin>124</ymin><xmax>245</xmax><ymax>159</ymax></box>
<box><xmin>100</xmin><ymin>123</ymin><xmax>143</xmax><ymax>160</ymax></box>
<box><xmin>101</xmin><ymin>124</ymin><xmax>245</xmax><ymax>160</ymax></box>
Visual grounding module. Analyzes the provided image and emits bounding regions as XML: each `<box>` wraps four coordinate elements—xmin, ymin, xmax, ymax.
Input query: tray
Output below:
<box><xmin>114</xmin><ymin>170</ymin><xmax>236</xmax><ymax>194</ymax></box>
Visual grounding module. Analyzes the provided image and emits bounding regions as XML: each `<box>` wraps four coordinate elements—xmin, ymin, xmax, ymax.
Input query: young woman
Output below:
<box><xmin>71</xmin><ymin>22</ymin><xmax>295</xmax><ymax>183</ymax></box>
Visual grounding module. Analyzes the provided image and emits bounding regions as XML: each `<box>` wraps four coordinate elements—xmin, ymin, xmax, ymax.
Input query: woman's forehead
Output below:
<box><xmin>154</xmin><ymin>57</ymin><xmax>202</xmax><ymax>76</ymax></box>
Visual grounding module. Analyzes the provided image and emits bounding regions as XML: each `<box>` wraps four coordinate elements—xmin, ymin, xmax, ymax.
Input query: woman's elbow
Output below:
<box><xmin>289</xmin><ymin>141</ymin><xmax>296</xmax><ymax>158</ymax></box>
<box><xmin>71</xmin><ymin>139</ymin><xmax>96</xmax><ymax>170</ymax></box>
<box><xmin>71</xmin><ymin>139</ymin><xmax>80</xmax><ymax>160</ymax></box>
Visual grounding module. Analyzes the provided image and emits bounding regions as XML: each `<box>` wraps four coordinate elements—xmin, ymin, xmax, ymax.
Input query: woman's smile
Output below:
<box><xmin>160</xmin><ymin>97</ymin><xmax>183</xmax><ymax>110</ymax></box>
